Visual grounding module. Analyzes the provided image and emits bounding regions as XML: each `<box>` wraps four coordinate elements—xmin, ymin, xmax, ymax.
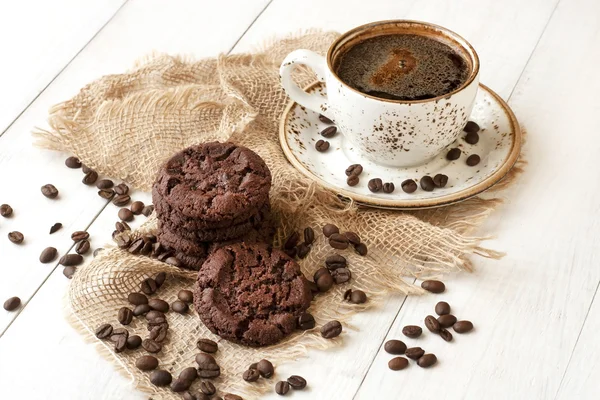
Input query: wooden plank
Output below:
<box><xmin>0</xmin><ymin>0</ymin><xmax>272</xmax><ymax>334</ymax></box>
<box><xmin>0</xmin><ymin>0</ymin><xmax>126</xmax><ymax>136</ymax></box>
<box><xmin>356</xmin><ymin>0</ymin><xmax>600</xmax><ymax>398</ymax></box>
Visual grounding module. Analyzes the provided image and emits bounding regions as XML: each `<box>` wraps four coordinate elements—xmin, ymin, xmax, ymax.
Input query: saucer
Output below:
<box><xmin>279</xmin><ymin>82</ymin><xmax>522</xmax><ymax>210</ymax></box>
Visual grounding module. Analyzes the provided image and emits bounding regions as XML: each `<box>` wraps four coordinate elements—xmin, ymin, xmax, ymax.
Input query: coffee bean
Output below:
<box><xmin>287</xmin><ymin>375</ymin><xmax>307</xmax><ymax>390</ymax></box>
<box><xmin>331</xmin><ymin>267</ymin><xmax>351</xmax><ymax>284</ymax></box>
<box><xmin>39</xmin><ymin>247</ymin><xmax>57</xmax><ymax>263</ymax></box>
<box><xmin>314</xmin><ymin>268</ymin><xmax>333</xmax><ymax>292</ymax></box>
<box><xmin>170</xmin><ymin>378</ymin><xmax>192</xmax><ymax>393</ymax></box>
<box><xmin>321</xmin><ymin>320</ymin><xmax>342</xmax><ymax>339</ymax></box>
<box><xmin>388</xmin><ymin>357</ymin><xmax>409</xmax><ymax>371</ymax></box>
<box><xmin>95</xmin><ymin>323</ymin><xmax>113</xmax><ymax>339</ymax></box>
<box><xmin>425</xmin><ymin>315</ymin><xmax>441</xmax><ymax>333</ymax></box>
<box><xmin>284</xmin><ymin>231</ymin><xmax>299</xmax><ymax>250</ymax></box>
<box><xmin>59</xmin><ymin>254</ymin><xmax>83</xmax><ymax>266</ymax></box>
<box><xmin>345</xmin><ymin>164</ymin><xmax>363</xmax><ymax>176</ymax></box>
<box><xmin>148</xmin><ymin>299</ymin><xmax>169</xmax><ymax>313</ymax></box>
<box><xmin>197</xmin><ymin>338</ymin><xmax>218</xmax><ymax>353</ymax></box>
<box><xmin>402</xmin><ymin>325</ymin><xmax>422</xmax><ymax>338</ymax></box>
<box><xmin>315</xmin><ymin>139</ymin><xmax>330</xmax><ymax>152</ymax></box>
<box><xmin>224</xmin><ymin>395</ymin><xmax>242</xmax><ymax>400</ymax></box>
<box><xmin>465</xmin><ymin>131</ymin><xmax>479</xmax><ymax>144</ymax></box>
<box><xmin>118</xmin><ymin>307</ymin><xmax>133</xmax><ymax>325</ymax></box>
<box><xmin>128</xmin><ymin>238</ymin><xmax>144</xmax><ymax>254</ymax></box>
<box><xmin>297</xmin><ymin>312</ymin><xmax>315</xmax><ymax>330</ymax></box>
<box><xmin>284</xmin><ymin>247</ymin><xmax>297</xmax><ymax>258</ymax></box>
<box><xmin>172</xmin><ymin>300</ymin><xmax>189</xmax><ymax>314</ymax></box>
<box><xmin>350</xmin><ymin>289</ymin><xmax>367</xmax><ymax>304</ymax></box>
<box><xmin>322</xmin><ymin>223</ymin><xmax>339</xmax><ymax>237</ymax></box>
<box><xmin>320</xmin><ymin>126</ymin><xmax>337</xmax><ymax>138</ymax></box>
<box><xmin>421</xmin><ymin>280</ymin><xmax>445</xmax><ymax>293</ymax></box>
<box><xmin>439</xmin><ymin>328</ymin><xmax>453</xmax><ymax>342</ymax></box>
<box><xmin>113</xmin><ymin>194</ymin><xmax>131</xmax><ymax>206</ymax></box>
<box><xmin>325</xmin><ymin>254</ymin><xmax>347</xmax><ymax>270</ymax></box>
<box><xmin>306</xmin><ymin>279</ymin><xmax>318</xmax><ymax>295</ymax></box>
<box><xmin>200</xmin><ymin>381</ymin><xmax>216</xmax><ymax>395</ymax></box>
<box><xmin>126</xmin><ymin>335</ymin><xmax>142</xmax><ymax>349</ymax></box>
<box><xmin>0</xmin><ymin>204</ymin><xmax>13</xmax><ymax>217</ymax></box>
<box><xmin>75</xmin><ymin>239</ymin><xmax>90</xmax><ymax>255</ymax></box>
<box><xmin>130</xmin><ymin>201</ymin><xmax>144</xmax><ymax>215</ymax></box>
<box><xmin>115</xmin><ymin>233</ymin><xmax>132</xmax><ymax>248</ymax></box>
<box><xmin>94</xmin><ymin>180</ymin><xmax>113</xmax><ymax>191</ymax></box>
<box><xmin>384</xmin><ymin>339</ymin><xmax>407</xmax><ymax>355</ymax></box>
<box><xmin>8</xmin><ymin>231</ymin><xmax>24</xmax><ymax>244</ymax></box>
<box><xmin>71</xmin><ymin>231</ymin><xmax>89</xmax><ymax>241</ymax></box>
<box><xmin>464</xmin><ymin>120</ymin><xmax>480</xmax><ymax>133</ymax></box>
<box><xmin>178</xmin><ymin>289</ymin><xmax>194</xmax><ymax>303</ymax></box>
<box><xmin>466</xmin><ymin>154</ymin><xmax>480</xmax><ymax>166</ymax></box>
<box><xmin>82</xmin><ymin>170</ymin><xmax>98</xmax><ymax>185</ymax></box>
<box><xmin>133</xmin><ymin>304</ymin><xmax>151</xmax><ymax>316</ymax></box>
<box><xmin>275</xmin><ymin>381</ymin><xmax>290</xmax><ymax>395</ymax></box>
<box><xmin>329</xmin><ymin>233</ymin><xmax>349</xmax><ymax>250</ymax></box>
<box><xmin>98</xmin><ymin>189</ymin><xmax>115</xmax><ymax>199</ymax></box>
<box><xmin>420</xmin><ymin>176</ymin><xmax>435</xmax><ymax>192</ymax></box>
<box><xmin>344</xmin><ymin>231</ymin><xmax>361</xmax><ymax>245</ymax></box>
<box><xmin>142</xmin><ymin>205</ymin><xmax>155</xmax><ymax>217</ymax></box>
<box><xmin>368</xmin><ymin>178</ymin><xmax>383</xmax><ymax>193</ymax></box>
<box><xmin>142</xmin><ymin>339</ymin><xmax>162</xmax><ymax>353</ymax></box>
<box><xmin>417</xmin><ymin>354</ymin><xmax>437</xmax><ymax>368</ymax></box>
<box><xmin>49</xmin><ymin>222</ymin><xmax>62</xmax><ymax>234</ymax></box>
<box><xmin>243</xmin><ymin>368</ymin><xmax>260</xmax><ymax>382</ymax></box>
<box><xmin>114</xmin><ymin>334</ymin><xmax>127</xmax><ymax>353</ymax></box>
<box><xmin>141</xmin><ymin>278</ymin><xmax>157</xmax><ymax>295</ymax></box>
<box><xmin>150</xmin><ymin>369</ymin><xmax>172</xmax><ymax>386</ymax></box>
<box><xmin>257</xmin><ymin>359</ymin><xmax>274</xmax><ymax>378</ymax></box>
<box><xmin>135</xmin><ymin>355</ymin><xmax>158</xmax><ymax>371</ymax></box>
<box><xmin>178</xmin><ymin>367</ymin><xmax>198</xmax><ymax>383</ymax></box>
<box><xmin>301</xmin><ymin>227</ymin><xmax>315</xmax><ymax>246</ymax></box>
<box><xmin>197</xmin><ymin>362</ymin><xmax>221</xmax><ymax>378</ymax></box>
<box><xmin>319</xmin><ymin>114</ymin><xmax>333</xmax><ymax>124</ymax></box>
<box><xmin>110</xmin><ymin>328</ymin><xmax>129</xmax><ymax>341</ymax></box>
<box><xmin>149</xmin><ymin>325</ymin><xmax>168</xmax><ymax>342</ymax></box>
<box><xmin>196</xmin><ymin>353</ymin><xmax>216</xmax><ymax>367</ymax></box>
<box><xmin>438</xmin><ymin>314</ymin><xmax>457</xmax><ymax>328</ymax></box>
<box><xmin>401</xmin><ymin>179</ymin><xmax>418</xmax><ymax>193</ymax></box>
<box><xmin>146</xmin><ymin>310</ymin><xmax>165</xmax><ymax>321</ymax></box>
<box><xmin>433</xmin><ymin>174</ymin><xmax>448</xmax><ymax>188</ymax></box>
<box><xmin>65</xmin><ymin>156</ymin><xmax>82</xmax><ymax>168</ymax></box>
<box><xmin>41</xmin><ymin>184</ymin><xmax>59</xmax><ymax>199</ymax></box>
<box><xmin>434</xmin><ymin>301</ymin><xmax>451</xmax><ymax>316</ymax></box>
<box><xmin>151</xmin><ymin>242</ymin><xmax>162</xmax><ymax>258</ymax></box>
<box><xmin>354</xmin><ymin>242</ymin><xmax>368</xmax><ymax>256</ymax></box>
<box><xmin>446</xmin><ymin>147</ymin><xmax>461</xmax><ymax>160</ymax></box>
<box><xmin>63</xmin><ymin>266</ymin><xmax>76</xmax><ymax>279</ymax></box>
<box><xmin>127</xmin><ymin>292</ymin><xmax>148</xmax><ymax>306</ymax></box>
<box><xmin>3</xmin><ymin>296</ymin><xmax>21</xmax><ymax>311</ymax></box>
<box><xmin>346</xmin><ymin>175</ymin><xmax>359</xmax><ymax>186</ymax></box>
<box><xmin>405</xmin><ymin>347</ymin><xmax>425</xmax><ymax>360</ymax></box>
<box><xmin>82</xmin><ymin>165</ymin><xmax>92</xmax><ymax>173</ymax></box>
<box><xmin>114</xmin><ymin>183</ymin><xmax>129</xmax><ymax>195</ymax></box>
<box><xmin>296</xmin><ymin>243</ymin><xmax>310</xmax><ymax>259</ymax></box>
<box><xmin>453</xmin><ymin>320</ymin><xmax>474</xmax><ymax>333</ymax></box>
<box><xmin>115</xmin><ymin>221</ymin><xmax>131</xmax><ymax>232</ymax></box>
<box><xmin>140</xmin><ymin>242</ymin><xmax>152</xmax><ymax>256</ymax></box>
<box><xmin>118</xmin><ymin>208</ymin><xmax>134</xmax><ymax>222</ymax></box>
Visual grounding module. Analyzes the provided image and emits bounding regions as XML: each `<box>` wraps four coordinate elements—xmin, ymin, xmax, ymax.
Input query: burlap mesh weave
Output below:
<box><xmin>35</xmin><ymin>31</ymin><xmax>524</xmax><ymax>399</ymax></box>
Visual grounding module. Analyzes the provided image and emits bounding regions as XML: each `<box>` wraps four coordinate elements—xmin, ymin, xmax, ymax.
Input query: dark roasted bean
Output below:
<box><xmin>3</xmin><ymin>296</ymin><xmax>21</xmax><ymax>311</ymax></box>
<box><xmin>465</xmin><ymin>131</ymin><xmax>479</xmax><ymax>144</ymax></box>
<box><xmin>303</xmin><ymin>227</ymin><xmax>315</xmax><ymax>245</ymax></box>
<box><xmin>197</xmin><ymin>362</ymin><xmax>221</xmax><ymax>378</ymax></box>
<box><xmin>171</xmin><ymin>379</ymin><xmax>192</xmax><ymax>393</ymax></box>
<box><xmin>199</xmin><ymin>381</ymin><xmax>216</xmax><ymax>395</ymax></box>
<box><xmin>135</xmin><ymin>355</ymin><xmax>158</xmax><ymax>371</ymax></box>
<box><xmin>128</xmin><ymin>292</ymin><xmax>148</xmax><ymax>306</ymax></box>
<box><xmin>0</xmin><ymin>204</ymin><xmax>13</xmax><ymax>217</ymax></box>
<box><xmin>421</xmin><ymin>280</ymin><xmax>445</xmax><ymax>293</ymax></box>
<box><xmin>130</xmin><ymin>201</ymin><xmax>144</xmax><ymax>215</ymax></box>
<box><xmin>257</xmin><ymin>359</ymin><xmax>274</xmax><ymax>378</ymax></box>
<box><xmin>466</xmin><ymin>154</ymin><xmax>480</xmax><ymax>166</ymax></box>
<box><xmin>344</xmin><ymin>231</ymin><xmax>361</xmax><ymax>245</ymax></box>
<box><xmin>439</xmin><ymin>328</ymin><xmax>453</xmax><ymax>342</ymax></box>
<box><xmin>114</xmin><ymin>334</ymin><xmax>127</xmax><ymax>353</ymax></box>
<box><xmin>320</xmin><ymin>320</ymin><xmax>342</xmax><ymax>339</ymax></box>
<box><xmin>319</xmin><ymin>114</ymin><xmax>333</xmax><ymax>124</ymax></box>
<box><xmin>438</xmin><ymin>314</ymin><xmax>457</xmax><ymax>328</ymax></box>
<box><xmin>346</xmin><ymin>175</ymin><xmax>359</xmax><ymax>186</ymax></box>
<box><xmin>65</xmin><ymin>156</ymin><xmax>82</xmax><ymax>168</ymax></box>
<box><xmin>322</xmin><ymin>223</ymin><xmax>339</xmax><ymax>237</ymax></box>
<box><xmin>345</xmin><ymin>164</ymin><xmax>363</xmax><ymax>176</ymax></box>
<box><xmin>284</xmin><ymin>231</ymin><xmax>299</xmax><ymax>250</ymax></box>
<box><xmin>82</xmin><ymin>170</ymin><xmax>98</xmax><ymax>185</ymax></box>
<box><xmin>405</xmin><ymin>347</ymin><xmax>425</xmax><ymax>360</ymax></box>
<box><xmin>150</xmin><ymin>369</ymin><xmax>172</xmax><ymax>386</ymax></box>
<box><xmin>115</xmin><ymin>233</ymin><xmax>132</xmax><ymax>248</ymax></box>
<box><xmin>49</xmin><ymin>222</ymin><xmax>62</xmax><ymax>234</ymax></box>
<box><xmin>41</xmin><ymin>184</ymin><xmax>59</xmax><ymax>199</ymax></box>
<box><xmin>296</xmin><ymin>243</ymin><xmax>310</xmax><ymax>259</ymax></box>
<box><xmin>287</xmin><ymin>375</ymin><xmax>307</xmax><ymax>390</ymax></box>
<box><xmin>96</xmin><ymin>179</ymin><xmax>114</xmax><ymax>189</ymax></box>
<box><xmin>118</xmin><ymin>307</ymin><xmax>133</xmax><ymax>325</ymax></box>
<box><xmin>402</xmin><ymin>325</ymin><xmax>422</xmax><ymax>338</ymax></box>
<box><xmin>275</xmin><ymin>381</ymin><xmax>290</xmax><ymax>395</ymax></box>
<box><xmin>196</xmin><ymin>353</ymin><xmax>216</xmax><ymax>367</ymax></box>
<box><xmin>114</xmin><ymin>183</ymin><xmax>129</xmax><ymax>195</ymax></box>
<box><xmin>453</xmin><ymin>320</ymin><xmax>474</xmax><ymax>333</ymax></box>
<box><xmin>95</xmin><ymin>323</ymin><xmax>113</xmax><ymax>339</ymax></box>
<box><xmin>59</xmin><ymin>254</ymin><xmax>83</xmax><ymax>266</ymax></box>
<box><xmin>118</xmin><ymin>208</ymin><xmax>134</xmax><ymax>222</ymax></box>
<box><xmin>350</xmin><ymin>289</ymin><xmax>367</xmax><ymax>304</ymax></box>
<box><xmin>148</xmin><ymin>299</ymin><xmax>169</xmax><ymax>313</ymax></box>
<box><xmin>98</xmin><ymin>189</ymin><xmax>115</xmax><ymax>199</ymax></box>
<box><xmin>113</xmin><ymin>194</ymin><xmax>131</xmax><ymax>206</ymax></box>
<box><xmin>315</xmin><ymin>139</ymin><xmax>330</xmax><ymax>152</ymax></box>
<box><xmin>425</xmin><ymin>315</ymin><xmax>441</xmax><ymax>333</ymax></box>
<box><xmin>197</xmin><ymin>338</ymin><xmax>218</xmax><ymax>353</ymax></box>
<box><xmin>154</xmin><ymin>272</ymin><xmax>166</xmax><ymax>288</ymax></box>
<box><xmin>110</xmin><ymin>328</ymin><xmax>128</xmax><ymax>341</ymax></box>
<box><xmin>142</xmin><ymin>339</ymin><xmax>162</xmax><ymax>353</ymax></box>
<box><xmin>75</xmin><ymin>239</ymin><xmax>90</xmax><ymax>255</ymax></box>
<box><xmin>420</xmin><ymin>176</ymin><xmax>435</xmax><ymax>191</ymax></box>
<box><xmin>328</xmin><ymin>233</ymin><xmax>349</xmax><ymax>250</ymax></box>
<box><xmin>142</xmin><ymin>205</ymin><xmax>154</xmax><ymax>216</ymax></box>
<box><xmin>141</xmin><ymin>278</ymin><xmax>157</xmax><ymax>295</ymax></box>
<box><xmin>463</xmin><ymin>120</ymin><xmax>480</xmax><ymax>133</ymax></box>
<box><xmin>71</xmin><ymin>231</ymin><xmax>89</xmax><ymax>241</ymax></box>
<box><xmin>172</xmin><ymin>300</ymin><xmax>189</xmax><ymax>314</ymax></box>
<box><xmin>178</xmin><ymin>289</ymin><xmax>194</xmax><ymax>303</ymax></box>
<box><xmin>126</xmin><ymin>335</ymin><xmax>142</xmax><ymax>350</ymax></box>
<box><xmin>39</xmin><ymin>247</ymin><xmax>58</xmax><ymax>263</ymax></box>
<box><xmin>331</xmin><ymin>267</ymin><xmax>351</xmax><ymax>284</ymax></box>
<box><xmin>320</xmin><ymin>126</ymin><xmax>337</xmax><ymax>138</ymax></box>
<box><xmin>133</xmin><ymin>304</ymin><xmax>151</xmax><ymax>316</ymax></box>
<box><xmin>146</xmin><ymin>310</ymin><xmax>165</xmax><ymax>321</ymax></box>
<box><xmin>179</xmin><ymin>367</ymin><xmax>198</xmax><ymax>382</ymax></box>
<box><xmin>368</xmin><ymin>178</ymin><xmax>383</xmax><ymax>193</ymax></box>
<box><xmin>446</xmin><ymin>147</ymin><xmax>461</xmax><ymax>160</ymax></box>
<box><xmin>433</xmin><ymin>174</ymin><xmax>449</xmax><ymax>188</ymax></box>
<box><xmin>417</xmin><ymin>354</ymin><xmax>437</xmax><ymax>368</ymax></box>
<box><xmin>382</xmin><ymin>182</ymin><xmax>395</xmax><ymax>193</ymax></box>
<box><xmin>388</xmin><ymin>357</ymin><xmax>409</xmax><ymax>371</ymax></box>
<box><xmin>354</xmin><ymin>242</ymin><xmax>368</xmax><ymax>256</ymax></box>
<box><xmin>314</xmin><ymin>268</ymin><xmax>333</xmax><ymax>292</ymax></box>
<box><xmin>8</xmin><ymin>231</ymin><xmax>24</xmax><ymax>244</ymax></box>
<box><xmin>115</xmin><ymin>221</ymin><xmax>131</xmax><ymax>232</ymax></box>
<box><xmin>297</xmin><ymin>313</ymin><xmax>315</xmax><ymax>330</ymax></box>
<box><xmin>243</xmin><ymin>368</ymin><xmax>260</xmax><ymax>382</ymax></box>
<box><xmin>401</xmin><ymin>179</ymin><xmax>418</xmax><ymax>193</ymax></box>
<box><xmin>384</xmin><ymin>340</ymin><xmax>407</xmax><ymax>355</ymax></box>
<box><xmin>325</xmin><ymin>254</ymin><xmax>347</xmax><ymax>270</ymax></box>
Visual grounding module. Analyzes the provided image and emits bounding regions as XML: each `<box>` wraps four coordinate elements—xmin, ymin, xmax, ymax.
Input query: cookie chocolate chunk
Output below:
<box><xmin>194</xmin><ymin>243</ymin><xmax>312</xmax><ymax>347</ymax></box>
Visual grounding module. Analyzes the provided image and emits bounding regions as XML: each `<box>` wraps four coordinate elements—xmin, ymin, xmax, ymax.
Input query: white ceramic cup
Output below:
<box><xmin>280</xmin><ymin>20</ymin><xmax>480</xmax><ymax>167</ymax></box>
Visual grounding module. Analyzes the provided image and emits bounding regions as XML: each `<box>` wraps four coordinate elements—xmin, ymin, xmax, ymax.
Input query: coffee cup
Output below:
<box><xmin>280</xmin><ymin>20</ymin><xmax>480</xmax><ymax>167</ymax></box>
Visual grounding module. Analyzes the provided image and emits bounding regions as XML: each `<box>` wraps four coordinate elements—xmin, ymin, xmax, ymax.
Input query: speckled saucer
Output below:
<box><xmin>279</xmin><ymin>82</ymin><xmax>521</xmax><ymax>209</ymax></box>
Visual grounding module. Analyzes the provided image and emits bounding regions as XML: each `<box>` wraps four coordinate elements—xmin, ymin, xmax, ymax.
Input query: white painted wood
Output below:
<box><xmin>0</xmin><ymin>0</ymin><xmax>272</xmax><ymax>333</ymax></box>
<box><xmin>0</xmin><ymin>0</ymin><xmax>126</xmax><ymax>136</ymax></box>
<box><xmin>356</xmin><ymin>0</ymin><xmax>600</xmax><ymax>398</ymax></box>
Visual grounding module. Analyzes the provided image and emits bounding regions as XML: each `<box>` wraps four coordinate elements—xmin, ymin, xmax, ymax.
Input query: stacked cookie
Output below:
<box><xmin>152</xmin><ymin>142</ymin><xmax>273</xmax><ymax>270</ymax></box>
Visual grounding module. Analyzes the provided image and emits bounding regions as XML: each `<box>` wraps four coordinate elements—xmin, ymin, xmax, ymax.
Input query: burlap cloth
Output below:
<box><xmin>34</xmin><ymin>32</ymin><xmax>524</xmax><ymax>399</ymax></box>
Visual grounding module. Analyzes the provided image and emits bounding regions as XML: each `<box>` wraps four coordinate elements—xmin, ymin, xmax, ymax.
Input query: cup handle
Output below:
<box><xmin>280</xmin><ymin>49</ymin><xmax>334</xmax><ymax>121</ymax></box>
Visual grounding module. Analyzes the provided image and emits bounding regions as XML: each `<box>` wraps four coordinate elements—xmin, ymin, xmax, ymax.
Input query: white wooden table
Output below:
<box><xmin>0</xmin><ymin>0</ymin><xmax>598</xmax><ymax>398</ymax></box>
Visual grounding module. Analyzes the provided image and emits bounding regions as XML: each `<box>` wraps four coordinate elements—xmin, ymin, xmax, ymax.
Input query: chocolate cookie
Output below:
<box><xmin>152</xmin><ymin>142</ymin><xmax>271</xmax><ymax>228</ymax></box>
<box><xmin>194</xmin><ymin>243</ymin><xmax>312</xmax><ymax>346</ymax></box>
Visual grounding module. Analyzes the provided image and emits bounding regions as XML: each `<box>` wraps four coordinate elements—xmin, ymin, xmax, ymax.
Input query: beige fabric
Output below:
<box><xmin>36</xmin><ymin>32</ymin><xmax>524</xmax><ymax>399</ymax></box>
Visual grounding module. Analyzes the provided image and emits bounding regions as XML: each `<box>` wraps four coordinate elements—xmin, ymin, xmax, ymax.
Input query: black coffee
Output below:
<box><xmin>335</xmin><ymin>34</ymin><xmax>469</xmax><ymax>101</ymax></box>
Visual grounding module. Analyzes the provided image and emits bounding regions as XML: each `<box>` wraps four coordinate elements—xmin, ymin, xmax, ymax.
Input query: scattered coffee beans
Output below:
<box><xmin>3</xmin><ymin>296</ymin><xmax>21</xmax><ymax>311</ymax></box>
<box><xmin>65</xmin><ymin>156</ymin><xmax>82</xmax><ymax>168</ymax></box>
<box><xmin>39</xmin><ymin>247</ymin><xmax>58</xmax><ymax>263</ymax></box>
<box><xmin>344</xmin><ymin>231</ymin><xmax>361</xmax><ymax>245</ymax></box>
<box><xmin>141</xmin><ymin>278</ymin><xmax>158</xmax><ymax>295</ymax></box>
<box><xmin>297</xmin><ymin>313</ymin><xmax>315</xmax><ymax>330</ymax></box>
<box><xmin>197</xmin><ymin>362</ymin><xmax>221</xmax><ymax>378</ymax></box>
<box><xmin>435</xmin><ymin>301</ymin><xmax>451</xmax><ymax>316</ymax></box>
<box><xmin>297</xmin><ymin>243</ymin><xmax>310</xmax><ymax>259</ymax></box>
<box><xmin>98</xmin><ymin>189</ymin><xmax>114</xmax><ymax>199</ymax></box>
<box><xmin>113</xmin><ymin>194</ymin><xmax>131</xmax><ymax>206</ymax></box>
<box><xmin>453</xmin><ymin>320</ymin><xmax>474</xmax><ymax>333</ymax></box>
<box><xmin>0</xmin><ymin>204</ymin><xmax>13</xmax><ymax>217</ymax></box>
<box><xmin>329</xmin><ymin>233</ymin><xmax>349</xmax><ymax>250</ymax></box>
<box><xmin>348</xmin><ymin>289</ymin><xmax>367</xmax><ymax>304</ymax></box>
<box><xmin>354</xmin><ymin>242</ymin><xmax>368</xmax><ymax>256</ymax></box>
<box><xmin>382</xmin><ymin>182</ymin><xmax>395</xmax><ymax>193</ymax></box>
<box><xmin>196</xmin><ymin>353</ymin><xmax>216</xmax><ymax>366</ymax></box>
<box><xmin>405</xmin><ymin>347</ymin><xmax>425</xmax><ymax>360</ymax></box>
<box><xmin>346</xmin><ymin>175</ymin><xmax>359</xmax><ymax>186</ymax></box>
<box><xmin>150</xmin><ymin>369</ymin><xmax>172</xmax><ymax>386</ymax></box>
<box><xmin>114</xmin><ymin>334</ymin><xmax>127</xmax><ymax>353</ymax></box>
<box><xmin>63</xmin><ymin>266</ymin><xmax>76</xmax><ymax>279</ymax></box>
<box><xmin>179</xmin><ymin>367</ymin><xmax>198</xmax><ymax>382</ymax></box>
<box><xmin>345</xmin><ymin>164</ymin><xmax>363</xmax><ymax>176</ymax></box>
<box><xmin>402</xmin><ymin>325</ymin><xmax>422</xmax><ymax>338</ymax></box>
<box><xmin>243</xmin><ymin>368</ymin><xmax>260</xmax><ymax>382</ymax></box>
<box><xmin>425</xmin><ymin>315</ymin><xmax>441</xmax><ymax>333</ymax></box>
<box><xmin>319</xmin><ymin>114</ymin><xmax>333</xmax><ymax>124</ymax></box>
<box><xmin>171</xmin><ymin>378</ymin><xmax>192</xmax><ymax>392</ymax></box>
<box><xmin>172</xmin><ymin>300</ymin><xmax>189</xmax><ymax>314</ymax></box>
<box><xmin>110</xmin><ymin>328</ymin><xmax>128</xmax><ymax>341</ymax></box>
<box><xmin>314</xmin><ymin>268</ymin><xmax>334</xmax><ymax>292</ymax></box>
<box><xmin>368</xmin><ymin>178</ymin><xmax>383</xmax><ymax>193</ymax></box>
<box><xmin>95</xmin><ymin>323</ymin><xmax>113</xmax><ymax>339</ymax></box>
<box><xmin>148</xmin><ymin>299</ymin><xmax>169</xmax><ymax>313</ymax></box>
<box><xmin>315</xmin><ymin>139</ymin><xmax>330</xmax><ymax>152</ymax></box>
<box><xmin>75</xmin><ymin>239</ymin><xmax>90</xmax><ymax>255</ymax></box>
<box><xmin>114</xmin><ymin>183</ymin><xmax>129</xmax><ymax>195</ymax></box>
<box><xmin>384</xmin><ymin>340</ymin><xmax>407</xmax><ymax>355</ymax></box>
<box><xmin>8</xmin><ymin>231</ymin><xmax>24</xmax><ymax>244</ymax></box>
<box><xmin>325</xmin><ymin>254</ymin><xmax>346</xmax><ymax>270</ymax></box>
<box><xmin>118</xmin><ymin>208</ymin><xmax>134</xmax><ymax>222</ymax></box>
<box><xmin>303</xmin><ymin>227</ymin><xmax>315</xmax><ymax>245</ymax></box>
<box><xmin>331</xmin><ymin>268</ymin><xmax>351</xmax><ymax>284</ymax></box>
<box><xmin>129</xmin><ymin>201</ymin><xmax>144</xmax><ymax>215</ymax></box>
<box><xmin>82</xmin><ymin>170</ymin><xmax>99</xmax><ymax>185</ymax></box>
<box><xmin>417</xmin><ymin>354</ymin><xmax>437</xmax><ymax>368</ymax></box>
<box><xmin>438</xmin><ymin>314</ymin><xmax>457</xmax><ymax>328</ymax></box>
<box><xmin>287</xmin><ymin>375</ymin><xmax>307</xmax><ymax>390</ymax></box>
<box><xmin>49</xmin><ymin>222</ymin><xmax>62</xmax><ymax>234</ymax></box>
<box><xmin>197</xmin><ymin>338</ymin><xmax>218</xmax><ymax>353</ymax></box>
<box><xmin>126</xmin><ymin>335</ymin><xmax>142</xmax><ymax>349</ymax></box>
<box><xmin>465</xmin><ymin>131</ymin><xmax>479</xmax><ymax>144</ymax></box>
<box><xmin>71</xmin><ymin>231</ymin><xmax>89</xmax><ymax>241</ymax></box>
<box><xmin>135</xmin><ymin>355</ymin><xmax>158</xmax><ymax>371</ymax></box>
<box><xmin>276</xmin><ymin>381</ymin><xmax>290</xmax><ymax>395</ymax></box>
<box><xmin>199</xmin><ymin>381</ymin><xmax>215</xmax><ymax>395</ymax></box>
<box><xmin>141</xmin><ymin>205</ymin><xmax>154</xmax><ymax>217</ymax></box>
<box><xmin>257</xmin><ymin>359</ymin><xmax>274</xmax><ymax>378</ymax></box>
<box><xmin>466</xmin><ymin>154</ymin><xmax>480</xmax><ymax>166</ymax></box>
<box><xmin>439</xmin><ymin>328</ymin><xmax>453</xmax><ymax>342</ymax></box>
<box><xmin>118</xmin><ymin>307</ymin><xmax>133</xmax><ymax>325</ymax></box>
<box><xmin>41</xmin><ymin>184</ymin><xmax>59</xmax><ymax>199</ymax></box>
<box><xmin>59</xmin><ymin>254</ymin><xmax>83</xmax><ymax>266</ymax></box>
<box><xmin>321</xmin><ymin>320</ymin><xmax>342</xmax><ymax>339</ymax></box>
<box><xmin>322</xmin><ymin>223</ymin><xmax>339</xmax><ymax>237</ymax></box>
<box><xmin>95</xmin><ymin>179</ymin><xmax>113</xmax><ymax>189</ymax></box>
<box><xmin>446</xmin><ymin>148</ymin><xmax>461</xmax><ymax>161</ymax></box>
<box><xmin>388</xmin><ymin>357</ymin><xmax>409</xmax><ymax>371</ymax></box>
<box><xmin>421</xmin><ymin>280</ymin><xmax>445</xmax><ymax>293</ymax></box>
<box><xmin>142</xmin><ymin>339</ymin><xmax>162</xmax><ymax>353</ymax></box>
<box><xmin>128</xmin><ymin>292</ymin><xmax>148</xmax><ymax>305</ymax></box>
<box><xmin>433</xmin><ymin>174</ymin><xmax>448</xmax><ymax>188</ymax></box>
<box><xmin>401</xmin><ymin>179</ymin><xmax>418</xmax><ymax>193</ymax></box>
<box><xmin>133</xmin><ymin>304</ymin><xmax>151</xmax><ymax>316</ymax></box>
<box><xmin>463</xmin><ymin>120</ymin><xmax>480</xmax><ymax>133</ymax></box>
<box><xmin>320</xmin><ymin>126</ymin><xmax>337</xmax><ymax>138</ymax></box>
<box><xmin>420</xmin><ymin>176</ymin><xmax>435</xmax><ymax>192</ymax></box>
